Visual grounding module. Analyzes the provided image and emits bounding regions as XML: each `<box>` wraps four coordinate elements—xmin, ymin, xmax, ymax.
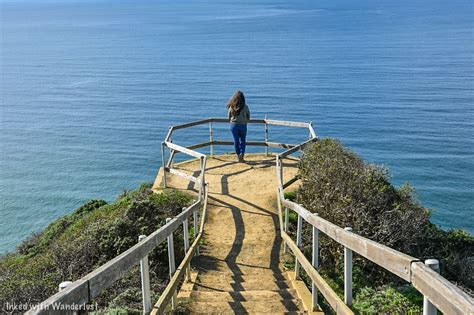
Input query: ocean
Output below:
<box><xmin>0</xmin><ymin>0</ymin><xmax>473</xmax><ymax>254</ymax></box>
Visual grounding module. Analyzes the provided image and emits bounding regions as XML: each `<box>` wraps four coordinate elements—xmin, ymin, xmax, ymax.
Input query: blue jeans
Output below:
<box><xmin>230</xmin><ymin>123</ymin><xmax>247</xmax><ymax>155</ymax></box>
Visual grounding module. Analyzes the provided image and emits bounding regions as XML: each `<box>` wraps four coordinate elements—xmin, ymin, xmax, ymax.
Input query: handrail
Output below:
<box><xmin>276</xmin><ymin>188</ymin><xmax>352</xmax><ymax>314</ymax></box>
<box><xmin>276</xmin><ymin>137</ymin><xmax>474</xmax><ymax>314</ymax></box>
<box><xmin>153</xmin><ymin>183</ymin><xmax>209</xmax><ymax>313</ymax></box>
<box><xmin>165</xmin><ymin>141</ymin><xmax>205</xmax><ymax>159</ymax></box>
<box><xmin>26</xmin><ymin>200</ymin><xmax>202</xmax><ymax>314</ymax></box>
<box><xmin>169</xmin><ymin>117</ymin><xmax>307</xmax><ymax>133</ymax></box>
<box><xmin>281</xmin><ymin>230</ymin><xmax>353</xmax><ymax>314</ymax></box>
<box><xmin>280</xmin><ymin>198</ymin><xmax>418</xmax><ymax>281</ymax></box>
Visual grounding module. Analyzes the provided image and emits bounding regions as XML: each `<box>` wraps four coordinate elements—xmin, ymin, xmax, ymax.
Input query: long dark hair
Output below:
<box><xmin>227</xmin><ymin>90</ymin><xmax>246</xmax><ymax>117</ymax></box>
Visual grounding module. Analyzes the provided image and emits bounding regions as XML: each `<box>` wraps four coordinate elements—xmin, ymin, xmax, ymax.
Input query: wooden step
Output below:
<box><xmin>194</xmin><ymin>279</ymin><xmax>293</xmax><ymax>291</ymax></box>
<box><xmin>196</xmin><ymin>270</ymin><xmax>290</xmax><ymax>282</ymax></box>
<box><xmin>188</xmin><ymin>289</ymin><xmax>299</xmax><ymax>302</ymax></box>
<box><xmin>192</xmin><ymin>259</ymin><xmax>288</xmax><ymax>276</ymax></box>
<box><xmin>186</xmin><ymin>299</ymin><xmax>304</xmax><ymax>313</ymax></box>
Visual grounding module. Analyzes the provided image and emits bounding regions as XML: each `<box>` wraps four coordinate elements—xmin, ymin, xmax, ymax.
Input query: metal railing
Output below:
<box><xmin>30</xmin><ymin>117</ymin><xmax>474</xmax><ymax>315</ymax></box>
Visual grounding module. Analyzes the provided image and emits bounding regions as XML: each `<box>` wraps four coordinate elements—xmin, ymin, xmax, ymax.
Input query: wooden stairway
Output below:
<box><xmin>153</xmin><ymin>154</ymin><xmax>320</xmax><ymax>314</ymax></box>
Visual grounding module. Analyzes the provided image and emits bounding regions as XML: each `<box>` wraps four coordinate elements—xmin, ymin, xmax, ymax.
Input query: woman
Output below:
<box><xmin>227</xmin><ymin>90</ymin><xmax>251</xmax><ymax>162</ymax></box>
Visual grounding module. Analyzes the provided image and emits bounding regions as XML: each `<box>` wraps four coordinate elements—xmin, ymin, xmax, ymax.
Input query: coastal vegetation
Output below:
<box><xmin>0</xmin><ymin>184</ymin><xmax>193</xmax><ymax>313</ymax></box>
<box><xmin>284</xmin><ymin>138</ymin><xmax>473</xmax><ymax>313</ymax></box>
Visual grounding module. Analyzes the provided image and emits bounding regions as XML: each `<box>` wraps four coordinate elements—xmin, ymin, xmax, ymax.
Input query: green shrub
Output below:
<box><xmin>0</xmin><ymin>184</ymin><xmax>192</xmax><ymax>312</ymax></box>
<box><xmin>353</xmin><ymin>286</ymin><xmax>422</xmax><ymax>314</ymax></box>
<box><xmin>427</xmin><ymin>228</ymin><xmax>474</xmax><ymax>292</ymax></box>
<box><xmin>296</xmin><ymin>138</ymin><xmax>473</xmax><ymax>290</ymax></box>
<box><xmin>17</xmin><ymin>200</ymin><xmax>107</xmax><ymax>256</ymax></box>
<box><xmin>284</xmin><ymin>191</ymin><xmax>297</xmax><ymax>201</ymax></box>
<box><xmin>298</xmin><ymin>139</ymin><xmax>427</xmax><ymax>282</ymax></box>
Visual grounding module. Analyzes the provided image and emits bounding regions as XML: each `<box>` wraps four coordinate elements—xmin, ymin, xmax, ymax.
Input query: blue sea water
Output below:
<box><xmin>0</xmin><ymin>0</ymin><xmax>473</xmax><ymax>254</ymax></box>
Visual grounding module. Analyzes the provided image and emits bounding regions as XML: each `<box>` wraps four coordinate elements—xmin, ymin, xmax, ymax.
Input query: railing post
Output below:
<box><xmin>58</xmin><ymin>281</ymin><xmax>72</xmax><ymax>291</ymax></box>
<box><xmin>199</xmin><ymin>156</ymin><xmax>205</xmax><ymax>198</ymax></box>
<box><xmin>194</xmin><ymin>208</ymin><xmax>199</xmax><ymax>256</ymax></box>
<box><xmin>166</xmin><ymin>129</ymin><xmax>175</xmax><ymax>169</ymax></box>
<box><xmin>168</xmin><ymin>135</ymin><xmax>175</xmax><ymax>168</ymax></box>
<box><xmin>161</xmin><ymin>142</ymin><xmax>167</xmax><ymax>188</ymax></box>
<box><xmin>182</xmin><ymin>207</ymin><xmax>191</xmax><ymax>281</ymax></box>
<box><xmin>344</xmin><ymin>227</ymin><xmax>353</xmax><ymax>306</ymax></box>
<box><xmin>166</xmin><ymin>150</ymin><xmax>175</xmax><ymax>169</ymax></box>
<box><xmin>58</xmin><ymin>281</ymin><xmax>77</xmax><ymax>315</ymax></box>
<box><xmin>423</xmin><ymin>259</ymin><xmax>440</xmax><ymax>315</ymax></box>
<box><xmin>312</xmin><ymin>214</ymin><xmax>319</xmax><ymax>311</ymax></box>
<box><xmin>209</xmin><ymin>122</ymin><xmax>214</xmax><ymax>157</ymax></box>
<box><xmin>166</xmin><ymin>218</ymin><xmax>177</xmax><ymax>309</ymax></box>
<box><xmin>276</xmin><ymin>155</ymin><xmax>282</xmax><ymax>180</ymax></box>
<box><xmin>283</xmin><ymin>207</ymin><xmax>289</xmax><ymax>253</ymax></box>
<box><xmin>277</xmin><ymin>155</ymin><xmax>287</xmax><ymax>252</ymax></box>
<box><xmin>138</xmin><ymin>235</ymin><xmax>152</xmax><ymax>314</ymax></box>
<box><xmin>279</xmin><ymin>158</ymin><xmax>283</xmax><ymax>185</ymax></box>
<box><xmin>264</xmin><ymin>115</ymin><xmax>269</xmax><ymax>156</ymax></box>
<box><xmin>295</xmin><ymin>212</ymin><xmax>303</xmax><ymax>279</ymax></box>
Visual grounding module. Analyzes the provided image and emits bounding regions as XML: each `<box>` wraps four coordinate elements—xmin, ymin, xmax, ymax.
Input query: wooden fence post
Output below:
<box><xmin>283</xmin><ymin>207</ymin><xmax>289</xmax><ymax>253</ymax></box>
<box><xmin>264</xmin><ymin>116</ymin><xmax>269</xmax><ymax>156</ymax></box>
<box><xmin>194</xmin><ymin>209</ymin><xmax>199</xmax><ymax>256</ymax></box>
<box><xmin>182</xmin><ymin>207</ymin><xmax>191</xmax><ymax>281</ymax></box>
<box><xmin>295</xmin><ymin>213</ymin><xmax>303</xmax><ymax>279</ymax></box>
<box><xmin>166</xmin><ymin>218</ymin><xmax>177</xmax><ymax>309</ymax></box>
<box><xmin>138</xmin><ymin>235</ymin><xmax>152</xmax><ymax>314</ymax></box>
<box><xmin>312</xmin><ymin>214</ymin><xmax>319</xmax><ymax>311</ymax></box>
<box><xmin>209</xmin><ymin>122</ymin><xmax>214</xmax><ymax>157</ymax></box>
<box><xmin>199</xmin><ymin>156</ymin><xmax>206</xmax><ymax>198</ymax></box>
<box><xmin>161</xmin><ymin>142</ymin><xmax>167</xmax><ymax>188</ymax></box>
<box><xmin>423</xmin><ymin>259</ymin><xmax>440</xmax><ymax>315</ymax></box>
<box><xmin>344</xmin><ymin>227</ymin><xmax>353</xmax><ymax>306</ymax></box>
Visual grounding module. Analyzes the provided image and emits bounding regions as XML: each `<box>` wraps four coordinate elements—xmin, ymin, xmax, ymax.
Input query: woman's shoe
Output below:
<box><xmin>239</xmin><ymin>154</ymin><xmax>245</xmax><ymax>162</ymax></box>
